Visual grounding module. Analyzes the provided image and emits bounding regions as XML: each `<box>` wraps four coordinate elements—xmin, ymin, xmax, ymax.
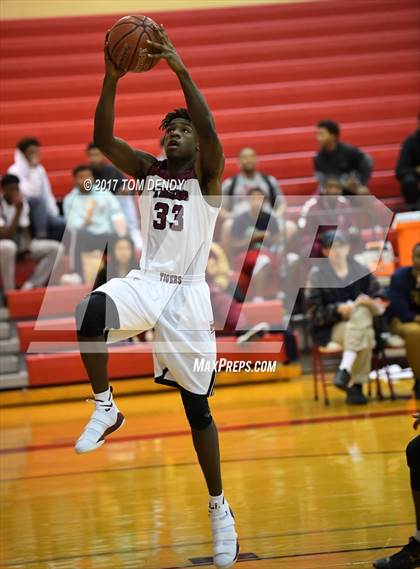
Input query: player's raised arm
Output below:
<box><xmin>94</xmin><ymin>34</ymin><xmax>155</xmax><ymax>179</ymax></box>
<box><xmin>147</xmin><ymin>26</ymin><xmax>224</xmax><ymax>196</ymax></box>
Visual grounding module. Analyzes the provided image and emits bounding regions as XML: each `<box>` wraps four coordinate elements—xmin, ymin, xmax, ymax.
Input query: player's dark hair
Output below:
<box><xmin>317</xmin><ymin>120</ymin><xmax>340</xmax><ymax>138</ymax></box>
<box><xmin>72</xmin><ymin>164</ymin><xmax>93</xmax><ymax>177</ymax></box>
<box><xmin>86</xmin><ymin>142</ymin><xmax>99</xmax><ymax>151</ymax></box>
<box><xmin>323</xmin><ymin>177</ymin><xmax>342</xmax><ymax>188</ymax></box>
<box><xmin>414</xmin><ymin>242</ymin><xmax>420</xmax><ymax>253</ymax></box>
<box><xmin>17</xmin><ymin>137</ymin><xmax>40</xmax><ymax>153</ymax></box>
<box><xmin>1</xmin><ymin>174</ymin><xmax>20</xmax><ymax>189</ymax></box>
<box><xmin>160</xmin><ymin>108</ymin><xmax>192</xmax><ymax>130</ymax></box>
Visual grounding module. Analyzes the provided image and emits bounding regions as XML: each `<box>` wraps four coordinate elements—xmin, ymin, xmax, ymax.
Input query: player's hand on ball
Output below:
<box><xmin>104</xmin><ymin>31</ymin><xmax>127</xmax><ymax>80</ymax></box>
<box><xmin>146</xmin><ymin>25</ymin><xmax>185</xmax><ymax>74</ymax></box>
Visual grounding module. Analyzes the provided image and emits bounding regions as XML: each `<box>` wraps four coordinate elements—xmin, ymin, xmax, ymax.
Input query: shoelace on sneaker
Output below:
<box><xmin>85</xmin><ymin>387</ymin><xmax>115</xmax><ymax>411</ymax></box>
<box><xmin>78</xmin><ymin>399</ymin><xmax>116</xmax><ymax>443</ymax></box>
<box><xmin>85</xmin><ymin>397</ymin><xmax>113</xmax><ymax>412</ymax></box>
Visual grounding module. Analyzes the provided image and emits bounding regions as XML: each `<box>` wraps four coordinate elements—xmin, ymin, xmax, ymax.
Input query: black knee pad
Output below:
<box><xmin>75</xmin><ymin>292</ymin><xmax>119</xmax><ymax>338</ymax></box>
<box><xmin>181</xmin><ymin>389</ymin><xmax>213</xmax><ymax>430</ymax></box>
<box><xmin>406</xmin><ymin>435</ymin><xmax>420</xmax><ymax>492</ymax></box>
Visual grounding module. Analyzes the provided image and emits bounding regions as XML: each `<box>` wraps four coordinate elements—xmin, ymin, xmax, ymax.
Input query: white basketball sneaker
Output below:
<box><xmin>209</xmin><ymin>497</ymin><xmax>239</xmax><ymax>569</ymax></box>
<box><xmin>74</xmin><ymin>388</ymin><xmax>125</xmax><ymax>454</ymax></box>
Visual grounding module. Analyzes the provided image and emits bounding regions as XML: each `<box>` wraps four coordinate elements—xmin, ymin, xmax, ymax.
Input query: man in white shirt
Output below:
<box><xmin>220</xmin><ymin>147</ymin><xmax>295</xmax><ymax>256</ymax></box>
<box><xmin>7</xmin><ymin>137</ymin><xmax>65</xmax><ymax>241</ymax></box>
<box><xmin>222</xmin><ymin>147</ymin><xmax>285</xmax><ymax>217</ymax></box>
<box><xmin>0</xmin><ymin>174</ymin><xmax>64</xmax><ymax>293</ymax></box>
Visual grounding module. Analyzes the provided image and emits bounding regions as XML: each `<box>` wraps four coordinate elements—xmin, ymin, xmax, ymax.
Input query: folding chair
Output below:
<box><xmin>312</xmin><ymin>342</ymin><xmax>394</xmax><ymax>406</ymax></box>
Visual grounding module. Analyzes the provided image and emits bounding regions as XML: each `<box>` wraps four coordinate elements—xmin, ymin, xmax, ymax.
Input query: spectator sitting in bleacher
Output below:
<box><xmin>220</xmin><ymin>147</ymin><xmax>295</xmax><ymax>254</ymax></box>
<box><xmin>222</xmin><ymin>147</ymin><xmax>286</xmax><ymax>216</ymax></box>
<box><xmin>7</xmin><ymin>137</ymin><xmax>65</xmax><ymax>241</ymax></box>
<box><xmin>305</xmin><ymin>230</ymin><xmax>386</xmax><ymax>405</ymax></box>
<box><xmin>230</xmin><ymin>187</ymin><xmax>282</xmax><ymax>302</ymax></box>
<box><xmin>207</xmin><ymin>242</ymin><xmax>269</xmax><ymax>343</ymax></box>
<box><xmin>395</xmin><ymin>114</ymin><xmax>420</xmax><ymax>210</ymax></box>
<box><xmin>86</xmin><ymin>143</ymin><xmax>142</xmax><ymax>251</ymax></box>
<box><xmin>297</xmin><ymin>177</ymin><xmax>358</xmax><ymax>257</ymax></box>
<box><xmin>94</xmin><ymin>236</ymin><xmax>137</xmax><ymax>289</ymax></box>
<box><xmin>0</xmin><ymin>174</ymin><xmax>64</xmax><ymax>293</ymax></box>
<box><xmin>387</xmin><ymin>242</ymin><xmax>420</xmax><ymax>400</ymax></box>
<box><xmin>314</xmin><ymin>120</ymin><xmax>372</xmax><ymax>196</ymax></box>
<box><xmin>63</xmin><ymin>165</ymin><xmax>127</xmax><ymax>281</ymax></box>
<box><xmin>207</xmin><ymin>242</ymin><xmax>236</xmax><ymax>297</ymax></box>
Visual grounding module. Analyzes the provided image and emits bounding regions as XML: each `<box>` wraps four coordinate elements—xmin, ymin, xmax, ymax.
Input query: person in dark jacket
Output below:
<box><xmin>387</xmin><ymin>242</ymin><xmax>420</xmax><ymax>399</ymax></box>
<box><xmin>306</xmin><ymin>230</ymin><xmax>385</xmax><ymax>405</ymax></box>
<box><xmin>395</xmin><ymin>116</ymin><xmax>420</xmax><ymax>209</ymax></box>
<box><xmin>314</xmin><ymin>120</ymin><xmax>372</xmax><ymax>195</ymax></box>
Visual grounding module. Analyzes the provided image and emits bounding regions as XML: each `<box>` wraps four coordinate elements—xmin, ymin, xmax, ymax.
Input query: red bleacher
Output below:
<box><xmin>1</xmin><ymin>0</ymin><xmax>418</xmax><ymax>389</ymax></box>
<box><xmin>7</xmin><ymin>284</ymin><xmax>89</xmax><ymax>319</ymax></box>
<box><xmin>12</xmin><ymin>297</ymin><xmax>284</xmax><ymax>386</ymax></box>
<box><xmin>25</xmin><ymin>333</ymin><xmax>287</xmax><ymax>387</ymax></box>
<box><xmin>16</xmin><ymin>300</ymin><xmax>284</xmax><ymax>354</ymax></box>
<box><xmin>0</xmin><ymin>0</ymin><xmax>419</xmax><ymax>204</ymax></box>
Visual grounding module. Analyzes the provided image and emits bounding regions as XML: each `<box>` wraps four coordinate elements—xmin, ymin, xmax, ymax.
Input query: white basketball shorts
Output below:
<box><xmin>93</xmin><ymin>268</ymin><xmax>217</xmax><ymax>396</ymax></box>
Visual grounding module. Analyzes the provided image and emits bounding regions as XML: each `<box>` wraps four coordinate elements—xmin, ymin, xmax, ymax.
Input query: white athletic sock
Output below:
<box><xmin>209</xmin><ymin>491</ymin><xmax>224</xmax><ymax>513</ymax></box>
<box><xmin>415</xmin><ymin>529</ymin><xmax>420</xmax><ymax>543</ymax></box>
<box><xmin>339</xmin><ymin>350</ymin><xmax>357</xmax><ymax>372</ymax></box>
<box><xmin>94</xmin><ymin>388</ymin><xmax>112</xmax><ymax>402</ymax></box>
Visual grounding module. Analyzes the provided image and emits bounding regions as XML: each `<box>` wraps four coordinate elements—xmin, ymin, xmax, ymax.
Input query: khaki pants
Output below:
<box><xmin>330</xmin><ymin>305</ymin><xmax>375</xmax><ymax>384</ymax></box>
<box><xmin>390</xmin><ymin>318</ymin><xmax>420</xmax><ymax>379</ymax></box>
<box><xmin>0</xmin><ymin>239</ymin><xmax>64</xmax><ymax>292</ymax></box>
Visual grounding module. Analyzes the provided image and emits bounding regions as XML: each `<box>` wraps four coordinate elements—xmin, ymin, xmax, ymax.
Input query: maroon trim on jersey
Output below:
<box><xmin>147</xmin><ymin>159</ymin><xmax>197</xmax><ymax>181</ymax></box>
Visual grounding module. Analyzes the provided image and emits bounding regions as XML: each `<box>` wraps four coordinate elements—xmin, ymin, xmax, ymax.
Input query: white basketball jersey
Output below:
<box><xmin>138</xmin><ymin>159</ymin><xmax>219</xmax><ymax>277</ymax></box>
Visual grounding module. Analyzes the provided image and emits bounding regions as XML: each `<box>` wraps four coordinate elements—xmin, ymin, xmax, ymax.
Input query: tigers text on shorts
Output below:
<box><xmin>94</xmin><ymin>268</ymin><xmax>217</xmax><ymax>396</ymax></box>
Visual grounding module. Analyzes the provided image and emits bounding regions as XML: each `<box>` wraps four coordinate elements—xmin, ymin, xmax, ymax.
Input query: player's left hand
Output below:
<box><xmin>146</xmin><ymin>25</ymin><xmax>186</xmax><ymax>74</ymax></box>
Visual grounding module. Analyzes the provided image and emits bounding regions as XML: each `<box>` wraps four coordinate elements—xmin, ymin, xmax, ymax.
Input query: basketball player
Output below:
<box><xmin>74</xmin><ymin>25</ymin><xmax>239</xmax><ymax>569</ymax></box>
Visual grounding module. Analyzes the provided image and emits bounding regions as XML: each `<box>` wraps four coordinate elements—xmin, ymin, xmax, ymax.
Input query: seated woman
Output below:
<box><xmin>94</xmin><ymin>236</ymin><xmax>137</xmax><ymax>288</ymax></box>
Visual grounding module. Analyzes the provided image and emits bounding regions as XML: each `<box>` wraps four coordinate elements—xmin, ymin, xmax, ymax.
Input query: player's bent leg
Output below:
<box><xmin>74</xmin><ymin>292</ymin><xmax>125</xmax><ymax>454</ymax></box>
<box><xmin>180</xmin><ymin>389</ymin><xmax>239</xmax><ymax>569</ymax></box>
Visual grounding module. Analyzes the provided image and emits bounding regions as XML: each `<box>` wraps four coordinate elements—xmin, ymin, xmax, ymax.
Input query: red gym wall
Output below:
<box><xmin>1</xmin><ymin>0</ymin><xmax>419</xmax><ymax>205</ymax></box>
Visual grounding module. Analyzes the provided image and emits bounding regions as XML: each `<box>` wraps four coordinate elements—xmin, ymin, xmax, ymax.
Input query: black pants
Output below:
<box><xmin>400</xmin><ymin>174</ymin><xmax>420</xmax><ymax>206</ymax></box>
<box><xmin>73</xmin><ymin>229</ymin><xmax>114</xmax><ymax>278</ymax></box>
<box><xmin>407</xmin><ymin>435</ymin><xmax>420</xmax><ymax>492</ymax></box>
<box><xmin>28</xmin><ymin>196</ymin><xmax>65</xmax><ymax>241</ymax></box>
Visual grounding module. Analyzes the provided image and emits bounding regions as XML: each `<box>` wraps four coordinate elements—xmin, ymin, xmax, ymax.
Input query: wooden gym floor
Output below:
<box><xmin>0</xmin><ymin>376</ymin><xmax>417</xmax><ymax>568</ymax></box>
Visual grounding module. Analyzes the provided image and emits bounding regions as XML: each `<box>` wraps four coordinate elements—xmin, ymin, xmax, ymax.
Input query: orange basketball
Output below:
<box><xmin>107</xmin><ymin>15</ymin><xmax>160</xmax><ymax>73</ymax></box>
